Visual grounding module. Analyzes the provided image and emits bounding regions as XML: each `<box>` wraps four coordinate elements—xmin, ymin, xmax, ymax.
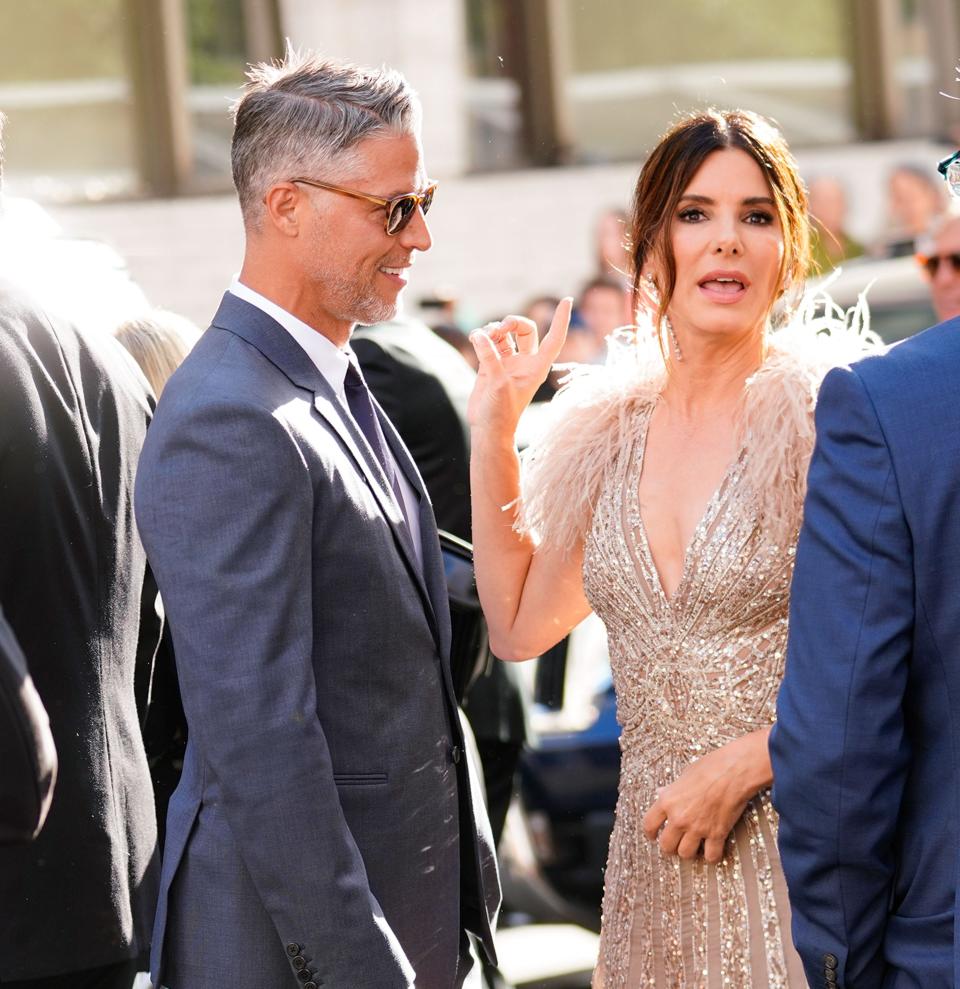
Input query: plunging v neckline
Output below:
<box><xmin>630</xmin><ymin>403</ymin><xmax>742</xmax><ymax>609</ymax></box>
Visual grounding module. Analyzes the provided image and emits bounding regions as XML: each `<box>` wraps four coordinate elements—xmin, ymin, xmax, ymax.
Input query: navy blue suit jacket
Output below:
<box><xmin>771</xmin><ymin>318</ymin><xmax>960</xmax><ymax>989</ymax></box>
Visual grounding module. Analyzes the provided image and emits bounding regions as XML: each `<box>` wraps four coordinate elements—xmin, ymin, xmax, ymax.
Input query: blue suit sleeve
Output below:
<box><xmin>135</xmin><ymin>398</ymin><xmax>415</xmax><ymax>988</ymax></box>
<box><xmin>770</xmin><ymin>364</ymin><xmax>913</xmax><ymax>988</ymax></box>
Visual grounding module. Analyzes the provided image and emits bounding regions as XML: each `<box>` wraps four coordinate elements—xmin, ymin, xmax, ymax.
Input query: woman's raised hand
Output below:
<box><xmin>467</xmin><ymin>297</ymin><xmax>573</xmax><ymax>433</ymax></box>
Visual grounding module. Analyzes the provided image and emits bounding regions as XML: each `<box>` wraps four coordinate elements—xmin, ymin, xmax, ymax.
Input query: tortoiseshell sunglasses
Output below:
<box><xmin>289</xmin><ymin>177</ymin><xmax>437</xmax><ymax>234</ymax></box>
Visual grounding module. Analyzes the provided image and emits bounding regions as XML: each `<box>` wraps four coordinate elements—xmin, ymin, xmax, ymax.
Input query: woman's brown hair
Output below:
<box><xmin>630</xmin><ymin>108</ymin><xmax>810</xmax><ymax>336</ymax></box>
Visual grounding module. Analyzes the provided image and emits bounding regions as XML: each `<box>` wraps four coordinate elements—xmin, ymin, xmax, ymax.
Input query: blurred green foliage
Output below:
<box><xmin>188</xmin><ymin>0</ymin><xmax>249</xmax><ymax>84</ymax></box>
<box><xmin>567</xmin><ymin>0</ymin><xmax>847</xmax><ymax>72</ymax></box>
<box><xmin>0</xmin><ymin>0</ymin><xmax>250</xmax><ymax>85</ymax></box>
<box><xmin>0</xmin><ymin>0</ymin><xmax>127</xmax><ymax>81</ymax></box>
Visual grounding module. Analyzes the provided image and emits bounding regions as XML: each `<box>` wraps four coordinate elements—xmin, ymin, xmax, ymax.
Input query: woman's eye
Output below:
<box><xmin>678</xmin><ymin>208</ymin><xmax>706</xmax><ymax>222</ymax></box>
<box><xmin>745</xmin><ymin>210</ymin><xmax>774</xmax><ymax>225</ymax></box>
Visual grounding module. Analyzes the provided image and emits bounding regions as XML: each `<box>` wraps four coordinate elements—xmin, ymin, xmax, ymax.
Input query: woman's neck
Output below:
<box><xmin>660</xmin><ymin>324</ymin><xmax>765</xmax><ymax>420</ymax></box>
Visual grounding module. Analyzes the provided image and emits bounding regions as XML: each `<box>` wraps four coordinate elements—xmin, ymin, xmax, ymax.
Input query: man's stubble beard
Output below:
<box><xmin>315</xmin><ymin>263</ymin><xmax>398</xmax><ymax>329</ymax></box>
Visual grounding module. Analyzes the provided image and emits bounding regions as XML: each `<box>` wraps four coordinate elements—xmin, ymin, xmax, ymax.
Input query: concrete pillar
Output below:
<box><xmin>849</xmin><ymin>0</ymin><xmax>903</xmax><ymax>139</ymax></box>
<box><xmin>920</xmin><ymin>0</ymin><xmax>960</xmax><ymax>140</ymax></box>
<box><xmin>242</xmin><ymin>0</ymin><xmax>284</xmax><ymax>65</ymax></box>
<box><xmin>276</xmin><ymin>0</ymin><xmax>469</xmax><ymax>177</ymax></box>
<box><xmin>124</xmin><ymin>0</ymin><xmax>193</xmax><ymax>196</ymax></box>
<box><xmin>511</xmin><ymin>0</ymin><xmax>574</xmax><ymax>166</ymax></box>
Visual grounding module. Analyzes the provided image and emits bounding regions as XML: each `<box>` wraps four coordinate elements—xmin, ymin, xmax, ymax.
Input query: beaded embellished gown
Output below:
<box><xmin>515</xmin><ymin>317</ymin><xmax>880</xmax><ymax>989</ymax></box>
<box><xmin>584</xmin><ymin>400</ymin><xmax>805</xmax><ymax>988</ymax></box>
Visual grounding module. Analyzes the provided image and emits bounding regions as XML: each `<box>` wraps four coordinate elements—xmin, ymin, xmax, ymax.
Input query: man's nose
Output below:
<box><xmin>399</xmin><ymin>206</ymin><xmax>432</xmax><ymax>253</ymax></box>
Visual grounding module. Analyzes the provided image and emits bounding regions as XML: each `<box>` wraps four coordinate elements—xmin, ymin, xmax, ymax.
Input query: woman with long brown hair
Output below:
<box><xmin>467</xmin><ymin>109</ymin><xmax>879</xmax><ymax>987</ymax></box>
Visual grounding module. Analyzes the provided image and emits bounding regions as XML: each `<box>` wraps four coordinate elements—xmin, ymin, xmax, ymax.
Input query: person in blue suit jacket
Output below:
<box><xmin>771</xmin><ymin>153</ymin><xmax>960</xmax><ymax>989</ymax></box>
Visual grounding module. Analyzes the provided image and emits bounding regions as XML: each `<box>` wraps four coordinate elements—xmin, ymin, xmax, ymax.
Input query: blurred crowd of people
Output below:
<box><xmin>407</xmin><ymin>159</ymin><xmax>960</xmax><ymax>386</ymax></box>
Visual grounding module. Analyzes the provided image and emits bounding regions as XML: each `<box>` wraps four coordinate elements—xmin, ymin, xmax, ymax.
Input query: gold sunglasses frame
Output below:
<box><xmin>289</xmin><ymin>177</ymin><xmax>438</xmax><ymax>234</ymax></box>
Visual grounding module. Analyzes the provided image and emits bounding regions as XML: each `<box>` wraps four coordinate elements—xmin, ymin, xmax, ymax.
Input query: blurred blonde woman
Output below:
<box><xmin>114</xmin><ymin>310</ymin><xmax>200</xmax><ymax>398</ymax></box>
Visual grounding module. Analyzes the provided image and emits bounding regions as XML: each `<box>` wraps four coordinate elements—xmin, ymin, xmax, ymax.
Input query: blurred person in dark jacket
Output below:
<box><xmin>353</xmin><ymin>317</ymin><xmax>527</xmax><ymax>846</ymax></box>
<box><xmin>114</xmin><ymin>308</ymin><xmax>202</xmax><ymax>852</ymax></box>
<box><xmin>354</xmin><ymin>316</ymin><xmax>523</xmax><ymax>989</ymax></box>
<box><xmin>0</xmin><ymin>112</ymin><xmax>161</xmax><ymax>989</ymax></box>
<box><xmin>0</xmin><ymin>605</ymin><xmax>56</xmax><ymax>844</ymax></box>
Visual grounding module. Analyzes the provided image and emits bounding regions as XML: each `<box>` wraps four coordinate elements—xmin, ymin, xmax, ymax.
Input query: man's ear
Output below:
<box><xmin>263</xmin><ymin>182</ymin><xmax>303</xmax><ymax>237</ymax></box>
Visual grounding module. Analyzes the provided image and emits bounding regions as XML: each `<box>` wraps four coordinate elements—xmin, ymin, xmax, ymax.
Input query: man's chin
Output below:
<box><xmin>354</xmin><ymin>298</ymin><xmax>399</xmax><ymax>328</ymax></box>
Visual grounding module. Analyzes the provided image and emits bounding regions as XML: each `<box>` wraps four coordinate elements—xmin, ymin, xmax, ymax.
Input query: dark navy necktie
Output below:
<box><xmin>343</xmin><ymin>360</ymin><xmax>412</xmax><ymax>532</ymax></box>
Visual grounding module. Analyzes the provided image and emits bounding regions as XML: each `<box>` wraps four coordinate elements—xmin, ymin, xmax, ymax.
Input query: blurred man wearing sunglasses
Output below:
<box><xmin>772</xmin><ymin>148</ymin><xmax>960</xmax><ymax>987</ymax></box>
<box><xmin>135</xmin><ymin>51</ymin><xmax>499</xmax><ymax>989</ymax></box>
<box><xmin>916</xmin><ymin>209</ymin><xmax>960</xmax><ymax>321</ymax></box>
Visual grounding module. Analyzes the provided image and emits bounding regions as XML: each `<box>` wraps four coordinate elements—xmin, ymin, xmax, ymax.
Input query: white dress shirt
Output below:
<box><xmin>229</xmin><ymin>277</ymin><xmax>423</xmax><ymax>569</ymax></box>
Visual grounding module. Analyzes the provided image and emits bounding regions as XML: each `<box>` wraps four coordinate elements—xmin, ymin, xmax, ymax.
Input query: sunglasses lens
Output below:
<box><xmin>919</xmin><ymin>253</ymin><xmax>960</xmax><ymax>276</ymax></box>
<box><xmin>386</xmin><ymin>196</ymin><xmax>417</xmax><ymax>234</ymax></box>
<box><xmin>421</xmin><ymin>186</ymin><xmax>435</xmax><ymax>216</ymax></box>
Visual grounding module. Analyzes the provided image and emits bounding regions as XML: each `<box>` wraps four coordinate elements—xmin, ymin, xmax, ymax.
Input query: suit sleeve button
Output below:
<box><xmin>297</xmin><ymin>971</ymin><xmax>313</xmax><ymax>982</ymax></box>
<box><xmin>286</xmin><ymin>943</ymin><xmax>301</xmax><ymax>957</ymax></box>
<box><xmin>824</xmin><ymin>953</ymin><xmax>838</xmax><ymax>969</ymax></box>
<box><xmin>292</xmin><ymin>956</ymin><xmax>307</xmax><ymax>970</ymax></box>
<box><xmin>304</xmin><ymin>983</ymin><xmax>318</xmax><ymax>989</ymax></box>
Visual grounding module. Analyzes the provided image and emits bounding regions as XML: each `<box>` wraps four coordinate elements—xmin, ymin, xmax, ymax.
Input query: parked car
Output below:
<box><xmin>812</xmin><ymin>254</ymin><xmax>936</xmax><ymax>343</ymax></box>
<box><xmin>501</xmin><ymin>253</ymin><xmax>937</xmax><ymax>929</ymax></box>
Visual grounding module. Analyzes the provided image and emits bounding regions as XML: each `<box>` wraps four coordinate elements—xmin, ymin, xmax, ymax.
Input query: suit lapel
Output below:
<box><xmin>377</xmin><ymin>407</ymin><xmax>452</xmax><ymax>663</ymax></box>
<box><xmin>211</xmin><ymin>293</ymin><xmax>439</xmax><ymax>647</ymax></box>
<box><xmin>311</xmin><ymin>390</ymin><xmax>433</xmax><ymax>611</ymax></box>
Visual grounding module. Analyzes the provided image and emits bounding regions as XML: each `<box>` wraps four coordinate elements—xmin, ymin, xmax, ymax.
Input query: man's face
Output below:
<box><xmin>297</xmin><ymin>131</ymin><xmax>431</xmax><ymax>336</ymax></box>
<box><xmin>926</xmin><ymin>216</ymin><xmax>960</xmax><ymax>322</ymax></box>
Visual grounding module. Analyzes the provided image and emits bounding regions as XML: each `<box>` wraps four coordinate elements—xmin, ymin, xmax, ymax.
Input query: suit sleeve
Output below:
<box><xmin>0</xmin><ymin>607</ymin><xmax>57</xmax><ymax>844</ymax></box>
<box><xmin>135</xmin><ymin>398</ymin><xmax>415</xmax><ymax>988</ymax></box>
<box><xmin>770</xmin><ymin>365</ymin><xmax>914</xmax><ymax>988</ymax></box>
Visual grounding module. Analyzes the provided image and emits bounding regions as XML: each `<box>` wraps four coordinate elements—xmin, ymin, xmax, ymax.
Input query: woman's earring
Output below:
<box><xmin>647</xmin><ymin>274</ymin><xmax>683</xmax><ymax>362</ymax></box>
<box><xmin>665</xmin><ymin>315</ymin><xmax>683</xmax><ymax>362</ymax></box>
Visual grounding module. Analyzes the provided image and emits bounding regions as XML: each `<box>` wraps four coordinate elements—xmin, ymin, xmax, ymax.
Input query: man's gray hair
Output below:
<box><xmin>231</xmin><ymin>48</ymin><xmax>421</xmax><ymax>227</ymax></box>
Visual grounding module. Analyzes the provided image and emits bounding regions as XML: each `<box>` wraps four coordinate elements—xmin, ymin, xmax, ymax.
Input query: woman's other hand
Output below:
<box><xmin>467</xmin><ymin>297</ymin><xmax>572</xmax><ymax>433</ymax></box>
<box><xmin>640</xmin><ymin>728</ymin><xmax>773</xmax><ymax>864</ymax></box>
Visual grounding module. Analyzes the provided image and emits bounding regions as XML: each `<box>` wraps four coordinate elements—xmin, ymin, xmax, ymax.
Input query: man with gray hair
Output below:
<box><xmin>135</xmin><ymin>51</ymin><xmax>500</xmax><ymax>989</ymax></box>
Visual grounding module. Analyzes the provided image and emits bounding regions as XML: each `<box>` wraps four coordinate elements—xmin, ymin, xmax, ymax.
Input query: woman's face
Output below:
<box><xmin>664</xmin><ymin>147</ymin><xmax>785</xmax><ymax>346</ymax></box>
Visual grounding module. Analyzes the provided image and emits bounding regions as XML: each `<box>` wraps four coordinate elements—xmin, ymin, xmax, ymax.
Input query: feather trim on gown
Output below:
<box><xmin>515</xmin><ymin>282</ymin><xmax>882</xmax><ymax>556</ymax></box>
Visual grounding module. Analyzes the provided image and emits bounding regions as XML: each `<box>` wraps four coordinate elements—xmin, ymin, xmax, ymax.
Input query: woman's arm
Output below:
<box><xmin>641</xmin><ymin>727</ymin><xmax>773</xmax><ymax>863</ymax></box>
<box><xmin>469</xmin><ymin>300</ymin><xmax>592</xmax><ymax>660</ymax></box>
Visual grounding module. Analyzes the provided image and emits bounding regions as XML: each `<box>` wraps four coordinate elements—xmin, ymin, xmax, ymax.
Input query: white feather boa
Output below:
<box><xmin>515</xmin><ymin>281</ymin><xmax>883</xmax><ymax>556</ymax></box>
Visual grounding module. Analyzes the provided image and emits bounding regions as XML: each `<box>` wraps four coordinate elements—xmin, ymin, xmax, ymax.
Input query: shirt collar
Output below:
<box><xmin>229</xmin><ymin>276</ymin><xmax>351</xmax><ymax>403</ymax></box>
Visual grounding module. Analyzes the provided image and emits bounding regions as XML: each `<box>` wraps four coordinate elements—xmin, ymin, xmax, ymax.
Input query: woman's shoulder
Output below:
<box><xmin>514</xmin><ymin>333</ymin><xmax>664</xmax><ymax>557</ymax></box>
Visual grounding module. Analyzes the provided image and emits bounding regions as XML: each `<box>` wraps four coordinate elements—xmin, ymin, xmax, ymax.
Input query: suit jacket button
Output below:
<box><xmin>292</xmin><ymin>956</ymin><xmax>307</xmax><ymax>970</ymax></box>
<box><xmin>286</xmin><ymin>943</ymin><xmax>301</xmax><ymax>957</ymax></box>
<box><xmin>824</xmin><ymin>953</ymin><xmax>838</xmax><ymax>969</ymax></box>
<box><xmin>451</xmin><ymin>745</ymin><xmax>462</xmax><ymax>764</ymax></box>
